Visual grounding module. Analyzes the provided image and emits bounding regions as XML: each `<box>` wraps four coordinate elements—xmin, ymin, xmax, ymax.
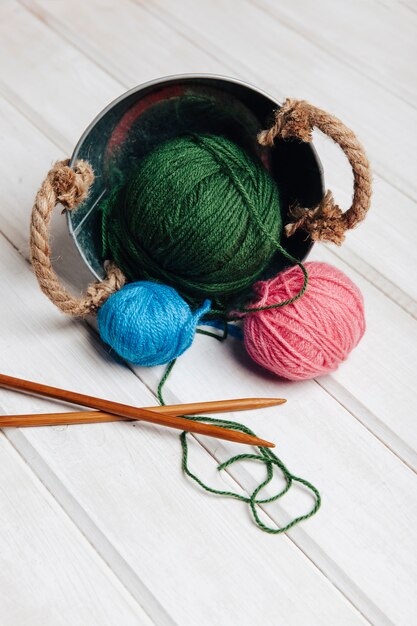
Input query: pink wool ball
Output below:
<box><xmin>244</xmin><ymin>262</ymin><xmax>365</xmax><ymax>381</ymax></box>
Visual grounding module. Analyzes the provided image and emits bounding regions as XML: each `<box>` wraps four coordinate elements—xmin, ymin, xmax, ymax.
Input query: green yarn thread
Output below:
<box><xmin>100</xmin><ymin>130</ymin><xmax>318</xmax><ymax>531</ymax></box>
<box><xmin>102</xmin><ymin>133</ymin><xmax>284</xmax><ymax>311</ymax></box>
<box><xmin>158</xmin><ymin>348</ymin><xmax>321</xmax><ymax>535</ymax></box>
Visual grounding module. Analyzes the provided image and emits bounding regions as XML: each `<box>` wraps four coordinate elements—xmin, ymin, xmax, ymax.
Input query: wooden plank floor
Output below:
<box><xmin>0</xmin><ymin>1</ymin><xmax>416</xmax><ymax>624</ymax></box>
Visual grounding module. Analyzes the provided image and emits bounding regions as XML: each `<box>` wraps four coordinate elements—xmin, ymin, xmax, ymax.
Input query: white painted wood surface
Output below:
<box><xmin>0</xmin><ymin>1</ymin><xmax>416</xmax><ymax>624</ymax></box>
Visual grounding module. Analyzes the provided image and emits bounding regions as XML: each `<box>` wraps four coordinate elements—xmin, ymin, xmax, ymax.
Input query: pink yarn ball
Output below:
<box><xmin>244</xmin><ymin>262</ymin><xmax>365</xmax><ymax>381</ymax></box>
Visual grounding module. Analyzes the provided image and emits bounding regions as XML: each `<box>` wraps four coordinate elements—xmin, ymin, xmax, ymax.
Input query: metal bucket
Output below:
<box><xmin>68</xmin><ymin>74</ymin><xmax>324</xmax><ymax>283</ymax></box>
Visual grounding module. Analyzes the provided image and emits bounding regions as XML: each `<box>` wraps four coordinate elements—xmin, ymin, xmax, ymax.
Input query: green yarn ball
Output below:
<box><xmin>101</xmin><ymin>134</ymin><xmax>282</xmax><ymax>304</ymax></box>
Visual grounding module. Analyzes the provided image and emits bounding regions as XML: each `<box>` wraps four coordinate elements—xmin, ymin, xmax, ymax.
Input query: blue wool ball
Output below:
<box><xmin>97</xmin><ymin>281</ymin><xmax>211</xmax><ymax>366</ymax></box>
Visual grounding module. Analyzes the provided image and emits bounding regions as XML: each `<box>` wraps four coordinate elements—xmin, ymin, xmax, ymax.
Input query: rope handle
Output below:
<box><xmin>258</xmin><ymin>99</ymin><xmax>372</xmax><ymax>244</ymax></box>
<box><xmin>30</xmin><ymin>159</ymin><xmax>125</xmax><ymax>317</ymax></box>
<box><xmin>30</xmin><ymin>100</ymin><xmax>370</xmax><ymax>316</ymax></box>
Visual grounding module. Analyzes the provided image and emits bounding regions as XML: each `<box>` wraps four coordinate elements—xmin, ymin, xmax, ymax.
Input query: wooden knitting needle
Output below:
<box><xmin>0</xmin><ymin>373</ymin><xmax>275</xmax><ymax>448</ymax></box>
<box><xmin>0</xmin><ymin>396</ymin><xmax>286</xmax><ymax>428</ymax></box>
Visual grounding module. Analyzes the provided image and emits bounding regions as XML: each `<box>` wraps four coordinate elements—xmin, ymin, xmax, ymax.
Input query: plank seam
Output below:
<box><xmin>0</xmin><ymin>79</ymin><xmax>72</xmax><ymax>153</ymax></box>
<box><xmin>0</xmin><ymin>5</ymin><xmax>413</xmax><ymax>621</ymax></box>
<box><xmin>1</xmin><ymin>425</ymin><xmax>176</xmax><ymax>626</ymax></box>
<box><xmin>0</xmin><ymin>228</ymin><xmax>398</xmax><ymax>624</ymax></box>
<box><xmin>324</xmin><ymin>246</ymin><xmax>417</xmax><ymax>320</ymax></box>
<box><xmin>123</xmin><ymin>377</ymin><xmax>387</xmax><ymax>626</ymax></box>
<box><xmin>315</xmin><ymin>377</ymin><xmax>417</xmax><ymax>473</ymax></box>
<box><xmin>134</xmin><ymin>0</ymin><xmax>417</xmax><ymax>214</ymax></box>
<box><xmin>14</xmin><ymin>1</ymin><xmax>417</xmax><ymax>319</ymax></box>
<box><xmin>251</xmin><ymin>0</ymin><xmax>416</xmax><ymax>111</ymax></box>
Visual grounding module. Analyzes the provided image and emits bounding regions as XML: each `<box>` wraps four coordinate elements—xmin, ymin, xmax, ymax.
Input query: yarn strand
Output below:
<box><xmin>101</xmin><ymin>134</ymin><xmax>286</xmax><ymax>317</ymax></box>
<box><xmin>226</xmin><ymin>253</ymin><xmax>308</xmax><ymax>319</ymax></box>
<box><xmin>157</xmin><ymin>357</ymin><xmax>321</xmax><ymax>534</ymax></box>
<box><xmin>243</xmin><ymin>262</ymin><xmax>366</xmax><ymax>380</ymax></box>
<box><xmin>229</xmin><ymin>168</ymin><xmax>310</xmax><ymax>314</ymax></box>
<box><xmin>193</xmin><ymin>134</ymin><xmax>309</xmax><ymax>319</ymax></box>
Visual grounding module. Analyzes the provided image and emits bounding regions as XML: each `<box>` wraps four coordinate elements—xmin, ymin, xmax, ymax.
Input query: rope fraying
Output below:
<box><xmin>49</xmin><ymin>160</ymin><xmax>94</xmax><ymax>210</ymax></box>
<box><xmin>30</xmin><ymin>98</ymin><xmax>371</xmax><ymax>315</ymax></box>
<box><xmin>258</xmin><ymin>98</ymin><xmax>314</xmax><ymax>144</ymax></box>
<box><xmin>285</xmin><ymin>190</ymin><xmax>346</xmax><ymax>245</ymax></box>
<box><xmin>258</xmin><ymin>98</ymin><xmax>372</xmax><ymax>245</ymax></box>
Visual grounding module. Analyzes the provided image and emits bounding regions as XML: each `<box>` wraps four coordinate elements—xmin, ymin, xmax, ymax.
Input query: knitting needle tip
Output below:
<box><xmin>256</xmin><ymin>397</ymin><xmax>287</xmax><ymax>407</ymax></box>
<box><xmin>258</xmin><ymin>438</ymin><xmax>275</xmax><ymax>448</ymax></box>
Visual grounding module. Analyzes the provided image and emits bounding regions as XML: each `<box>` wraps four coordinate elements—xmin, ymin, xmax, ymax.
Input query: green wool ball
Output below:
<box><xmin>101</xmin><ymin>133</ymin><xmax>282</xmax><ymax>303</ymax></box>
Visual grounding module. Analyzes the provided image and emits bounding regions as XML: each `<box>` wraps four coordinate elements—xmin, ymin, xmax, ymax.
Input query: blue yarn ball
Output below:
<box><xmin>97</xmin><ymin>281</ymin><xmax>211</xmax><ymax>366</ymax></box>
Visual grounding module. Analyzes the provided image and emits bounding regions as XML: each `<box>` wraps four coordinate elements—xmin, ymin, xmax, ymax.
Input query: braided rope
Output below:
<box><xmin>30</xmin><ymin>159</ymin><xmax>125</xmax><ymax>317</ymax></box>
<box><xmin>258</xmin><ymin>99</ymin><xmax>372</xmax><ymax>244</ymax></box>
